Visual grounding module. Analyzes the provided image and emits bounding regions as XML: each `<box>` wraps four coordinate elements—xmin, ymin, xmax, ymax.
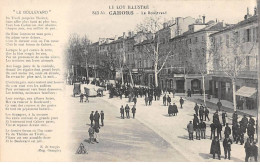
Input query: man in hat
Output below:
<box><xmin>89</xmin><ymin>111</ymin><xmax>94</xmax><ymax>127</ymax></box>
<box><xmin>217</xmin><ymin>99</ymin><xmax>222</xmax><ymax>111</ymax></box>
<box><xmin>222</xmin><ymin>111</ymin><xmax>227</xmax><ymax>126</ymax></box>
<box><xmin>204</xmin><ymin>106</ymin><xmax>210</xmax><ymax>121</ymax></box>
<box><xmin>187</xmin><ymin>121</ymin><xmax>194</xmax><ymax>140</ymax></box>
<box><xmin>125</xmin><ymin>104</ymin><xmax>130</xmax><ymax>119</ymax></box>
<box><xmin>199</xmin><ymin>104</ymin><xmax>204</xmax><ymax>121</ymax></box>
<box><xmin>223</xmin><ymin>135</ymin><xmax>233</xmax><ymax>160</ymax></box>
<box><xmin>194</xmin><ymin>103</ymin><xmax>199</xmax><ymax>116</ymax></box>
<box><xmin>179</xmin><ymin>97</ymin><xmax>184</xmax><ymax>108</ymax></box>
<box><xmin>120</xmin><ymin>105</ymin><xmax>124</xmax><ymax>119</ymax></box>
<box><xmin>163</xmin><ymin>94</ymin><xmax>166</xmax><ymax>106</ymax></box>
<box><xmin>131</xmin><ymin>105</ymin><xmax>136</xmax><ymax>118</ymax></box>
<box><xmin>94</xmin><ymin>111</ymin><xmax>100</xmax><ymax>128</ymax></box>
<box><xmin>100</xmin><ymin>110</ymin><xmax>104</xmax><ymax>126</ymax></box>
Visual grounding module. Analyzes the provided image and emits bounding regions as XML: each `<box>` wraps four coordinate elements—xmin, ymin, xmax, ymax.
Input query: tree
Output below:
<box><xmin>66</xmin><ymin>34</ymin><xmax>92</xmax><ymax>79</ymax></box>
<box><xmin>210</xmin><ymin>30</ymin><xmax>257</xmax><ymax>112</ymax></box>
<box><xmin>136</xmin><ymin>16</ymin><xmax>173</xmax><ymax>87</ymax></box>
<box><xmin>190</xmin><ymin>45</ymin><xmax>212</xmax><ymax>106</ymax></box>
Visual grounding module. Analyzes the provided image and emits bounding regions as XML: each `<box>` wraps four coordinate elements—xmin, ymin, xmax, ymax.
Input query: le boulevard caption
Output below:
<box><xmin>92</xmin><ymin>4</ymin><xmax>167</xmax><ymax>15</ymax></box>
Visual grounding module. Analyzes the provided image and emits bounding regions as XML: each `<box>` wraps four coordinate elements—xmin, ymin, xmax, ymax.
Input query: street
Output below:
<box><xmin>66</xmin><ymin>85</ymin><xmax>249</xmax><ymax>162</ymax></box>
<box><xmin>66</xmin><ymin>85</ymin><xmax>187</xmax><ymax>161</ymax></box>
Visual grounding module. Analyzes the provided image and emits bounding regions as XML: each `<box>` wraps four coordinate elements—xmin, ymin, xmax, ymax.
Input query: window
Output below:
<box><xmin>226</xmin><ymin>35</ymin><xmax>229</xmax><ymax>47</ymax></box>
<box><xmin>195</xmin><ymin>37</ymin><xmax>198</xmax><ymax>43</ymax></box>
<box><xmin>245</xmin><ymin>29</ymin><xmax>251</xmax><ymax>42</ymax></box>
<box><xmin>190</xmin><ymin>38</ymin><xmax>192</xmax><ymax>44</ymax></box>
<box><xmin>202</xmin><ymin>48</ymin><xmax>205</xmax><ymax>56</ymax></box>
<box><xmin>202</xmin><ymin>36</ymin><xmax>204</xmax><ymax>42</ymax></box>
<box><xmin>246</xmin><ymin>56</ymin><xmax>250</xmax><ymax>66</ymax></box>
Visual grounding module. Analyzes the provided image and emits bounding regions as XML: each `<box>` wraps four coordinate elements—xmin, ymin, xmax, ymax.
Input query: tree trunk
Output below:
<box><xmin>154</xmin><ymin>63</ymin><xmax>158</xmax><ymax>87</ymax></box>
<box><xmin>121</xmin><ymin>67</ymin><xmax>124</xmax><ymax>85</ymax></box>
<box><xmin>202</xmin><ymin>75</ymin><xmax>206</xmax><ymax>106</ymax></box>
<box><xmin>129</xmin><ymin>69</ymin><xmax>134</xmax><ymax>87</ymax></box>
<box><xmin>232</xmin><ymin>78</ymin><xmax>237</xmax><ymax>112</ymax></box>
<box><xmin>85</xmin><ymin>61</ymin><xmax>89</xmax><ymax>79</ymax></box>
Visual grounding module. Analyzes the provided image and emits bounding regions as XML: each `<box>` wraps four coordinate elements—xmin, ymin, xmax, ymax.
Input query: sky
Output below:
<box><xmin>66</xmin><ymin>0</ymin><xmax>256</xmax><ymax>42</ymax></box>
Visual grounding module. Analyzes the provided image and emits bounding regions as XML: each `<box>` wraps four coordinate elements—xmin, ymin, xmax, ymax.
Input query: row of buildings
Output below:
<box><xmin>68</xmin><ymin>7</ymin><xmax>258</xmax><ymax>106</ymax></box>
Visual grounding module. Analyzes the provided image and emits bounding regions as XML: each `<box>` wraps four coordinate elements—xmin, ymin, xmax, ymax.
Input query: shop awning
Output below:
<box><xmin>236</xmin><ymin>86</ymin><xmax>257</xmax><ymax>97</ymax></box>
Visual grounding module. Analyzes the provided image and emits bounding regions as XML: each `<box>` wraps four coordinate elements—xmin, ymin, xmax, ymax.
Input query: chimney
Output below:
<box><xmin>123</xmin><ymin>32</ymin><xmax>126</xmax><ymax>38</ymax></box>
<box><xmin>254</xmin><ymin>6</ymin><xmax>257</xmax><ymax>15</ymax></box>
<box><xmin>247</xmin><ymin>7</ymin><xmax>250</xmax><ymax>16</ymax></box>
<box><xmin>202</xmin><ymin>15</ymin><xmax>205</xmax><ymax>24</ymax></box>
<box><xmin>163</xmin><ymin>22</ymin><xmax>167</xmax><ymax>28</ymax></box>
<box><xmin>128</xmin><ymin>31</ymin><xmax>132</xmax><ymax>37</ymax></box>
<box><xmin>216</xmin><ymin>18</ymin><xmax>218</xmax><ymax>23</ymax></box>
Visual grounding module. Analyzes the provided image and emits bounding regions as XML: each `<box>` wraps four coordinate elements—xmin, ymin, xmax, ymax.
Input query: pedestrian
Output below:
<box><xmin>216</xmin><ymin>123</ymin><xmax>222</xmax><ymax>140</ymax></box>
<box><xmin>93</xmin><ymin>125</ymin><xmax>99</xmax><ymax>143</ymax></box>
<box><xmin>217</xmin><ymin>99</ymin><xmax>222</xmax><ymax>111</ymax></box>
<box><xmin>224</xmin><ymin>123</ymin><xmax>231</xmax><ymax>138</ymax></box>
<box><xmin>167</xmin><ymin>95</ymin><xmax>171</xmax><ymax>106</ymax></box>
<box><xmin>249</xmin><ymin>116</ymin><xmax>255</xmax><ymax>126</ymax></box>
<box><xmin>204</xmin><ymin>107</ymin><xmax>210</xmax><ymax>121</ymax></box>
<box><xmin>223</xmin><ymin>135</ymin><xmax>232</xmax><ymax>160</ymax></box>
<box><xmin>244</xmin><ymin>138</ymin><xmax>251</xmax><ymax>162</ymax></box>
<box><xmin>210</xmin><ymin>137</ymin><xmax>221</xmax><ymax>160</ymax></box>
<box><xmin>213</xmin><ymin>112</ymin><xmax>220</xmax><ymax>124</ymax></box>
<box><xmin>195</xmin><ymin>122</ymin><xmax>201</xmax><ymax>140</ymax></box>
<box><xmin>144</xmin><ymin>95</ymin><xmax>149</xmax><ymax>106</ymax></box>
<box><xmin>89</xmin><ymin>111</ymin><xmax>94</xmax><ymax>127</ymax></box>
<box><xmin>120</xmin><ymin>105</ymin><xmax>124</xmax><ymax>119</ymax></box>
<box><xmin>133</xmin><ymin>97</ymin><xmax>137</xmax><ymax>105</ymax></box>
<box><xmin>88</xmin><ymin>126</ymin><xmax>95</xmax><ymax>144</ymax></box>
<box><xmin>232</xmin><ymin>112</ymin><xmax>238</xmax><ymax>125</ymax></box>
<box><xmin>251</xmin><ymin>141</ymin><xmax>258</xmax><ymax>162</ymax></box>
<box><xmin>173</xmin><ymin>103</ymin><xmax>178</xmax><ymax>116</ymax></box>
<box><xmin>163</xmin><ymin>94</ymin><xmax>166</xmax><ymax>106</ymax></box>
<box><xmin>168</xmin><ymin>103</ymin><xmax>173</xmax><ymax>116</ymax></box>
<box><xmin>187</xmin><ymin>121</ymin><xmax>194</xmax><ymax>140</ymax></box>
<box><xmin>179</xmin><ymin>97</ymin><xmax>184</xmax><ymax>108</ymax></box>
<box><xmin>80</xmin><ymin>93</ymin><xmax>84</xmax><ymax>103</ymax></box>
<box><xmin>222</xmin><ymin>111</ymin><xmax>227</xmax><ymax>126</ymax></box>
<box><xmin>199</xmin><ymin>104</ymin><xmax>204</xmax><ymax>121</ymax></box>
<box><xmin>210</xmin><ymin>123</ymin><xmax>216</xmax><ymax>139</ymax></box>
<box><xmin>149</xmin><ymin>95</ymin><xmax>153</xmax><ymax>105</ymax></box>
<box><xmin>187</xmin><ymin>89</ymin><xmax>191</xmax><ymax>97</ymax></box>
<box><xmin>85</xmin><ymin>93</ymin><xmax>89</xmax><ymax>102</ymax></box>
<box><xmin>237</xmin><ymin>124</ymin><xmax>244</xmax><ymax>145</ymax></box>
<box><xmin>125</xmin><ymin>104</ymin><xmax>130</xmax><ymax>119</ymax></box>
<box><xmin>232</xmin><ymin>123</ymin><xmax>238</xmax><ymax>142</ymax></box>
<box><xmin>193</xmin><ymin>114</ymin><xmax>199</xmax><ymax>127</ymax></box>
<box><xmin>194</xmin><ymin>103</ymin><xmax>199</xmax><ymax>116</ymax></box>
<box><xmin>247</xmin><ymin>123</ymin><xmax>255</xmax><ymax>142</ymax></box>
<box><xmin>94</xmin><ymin>111</ymin><xmax>100</xmax><ymax>128</ymax></box>
<box><xmin>100</xmin><ymin>110</ymin><xmax>104</xmax><ymax>126</ymax></box>
<box><xmin>200</xmin><ymin>120</ymin><xmax>206</xmax><ymax>139</ymax></box>
<box><xmin>131</xmin><ymin>105</ymin><xmax>136</xmax><ymax>118</ymax></box>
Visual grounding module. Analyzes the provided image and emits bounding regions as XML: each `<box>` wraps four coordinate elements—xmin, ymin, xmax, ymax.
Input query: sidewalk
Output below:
<box><xmin>179</xmin><ymin>94</ymin><xmax>257</xmax><ymax>117</ymax></box>
<box><xmin>100</xmin><ymin>91</ymin><xmax>251</xmax><ymax>162</ymax></box>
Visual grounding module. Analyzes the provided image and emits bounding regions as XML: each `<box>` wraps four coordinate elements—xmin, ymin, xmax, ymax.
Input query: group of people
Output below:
<box><xmin>88</xmin><ymin>110</ymin><xmax>104</xmax><ymax>143</ymax></box>
<box><xmin>120</xmin><ymin>104</ymin><xmax>136</xmax><ymax>119</ymax></box>
<box><xmin>187</xmin><ymin>101</ymin><xmax>258</xmax><ymax>161</ymax></box>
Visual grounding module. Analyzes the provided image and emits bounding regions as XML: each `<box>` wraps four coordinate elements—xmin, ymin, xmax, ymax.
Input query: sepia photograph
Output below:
<box><xmin>0</xmin><ymin>0</ymin><xmax>259</xmax><ymax>162</ymax></box>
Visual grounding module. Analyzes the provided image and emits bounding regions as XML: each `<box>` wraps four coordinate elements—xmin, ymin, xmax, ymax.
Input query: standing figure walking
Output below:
<box><xmin>223</xmin><ymin>136</ymin><xmax>232</xmax><ymax>160</ymax></box>
<box><xmin>125</xmin><ymin>104</ymin><xmax>130</xmax><ymax>119</ymax></box>
<box><xmin>120</xmin><ymin>105</ymin><xmax>124</xmax><ymax>119</ymax></box>
<box><xmin>89</xmin><ymin>111</ymin><xmax>94</xmax><ymax>127</ymax></box>
<box><xmin>187</xmin><ymin>121</ymin><xmax>194</xmax><ymax>140</ymax></box>
<box><xmin>131</xmin><ymin>105</ymin><xmax>136</xmax><ymax>118</ymax></box>
<box><xmin>100</xmin><ymin>110</ymin><xmax>104</xmax><ymax>126</ymax></box>
<box><xmin>210</xmin><ymin>137</ymin><xmax>221</xmax><ymax>160</ymax></box>
<box><xmin>179</xmin><ymin>97</ymin><xmax>184</xmax><ymax>108</ymax></box>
